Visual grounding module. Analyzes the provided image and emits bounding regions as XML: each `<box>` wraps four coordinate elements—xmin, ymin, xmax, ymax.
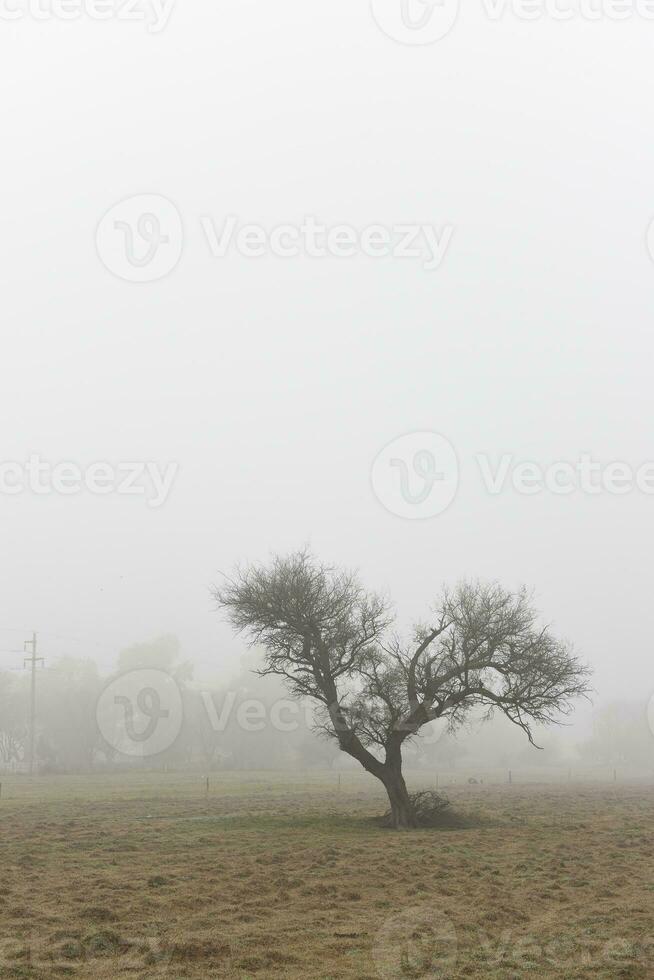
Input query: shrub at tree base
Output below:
<box><xmin>380</xmin><ymin>791</ymin><xmax>453</xmax><ymax>828</ymax></box>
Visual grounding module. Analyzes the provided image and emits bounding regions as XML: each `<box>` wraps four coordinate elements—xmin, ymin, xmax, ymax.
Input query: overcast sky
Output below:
<box><xmin>1</xmin><ymin>3</ymin><xmax>652</xmax><ymax>718</ymax></box>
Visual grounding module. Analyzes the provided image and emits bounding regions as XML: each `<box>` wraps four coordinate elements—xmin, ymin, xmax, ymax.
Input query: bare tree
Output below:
<box><xmin>213</xmin><ymin>550</ymin><xmax>591</xmax><ymax>829</ymax></box>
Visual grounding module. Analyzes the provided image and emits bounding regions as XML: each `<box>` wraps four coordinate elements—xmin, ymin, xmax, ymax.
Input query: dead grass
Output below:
<box><xmin>0</xmin><ymin>773</ymin><xmax>653</xmax><ymax>978</ymax></box>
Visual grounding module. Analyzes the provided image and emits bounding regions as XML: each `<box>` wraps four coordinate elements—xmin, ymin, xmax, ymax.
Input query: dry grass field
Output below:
<box><xmin>1</xmin><ymin>771</ymin><xmax>653</xmax><ymax>979</ymax></box>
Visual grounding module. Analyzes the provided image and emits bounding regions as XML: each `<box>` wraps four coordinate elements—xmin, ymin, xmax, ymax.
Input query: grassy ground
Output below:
<box><xmin>0</xmin><ymin>771</ymin><xmax>653</xmax><ymax>978</ymax></box>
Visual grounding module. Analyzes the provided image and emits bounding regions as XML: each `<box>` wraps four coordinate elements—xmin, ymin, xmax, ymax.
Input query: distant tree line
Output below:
<box><xmin>0</xmin><ymin>634</ymin><xmax>650</xmax><ymax>775</ymax></box>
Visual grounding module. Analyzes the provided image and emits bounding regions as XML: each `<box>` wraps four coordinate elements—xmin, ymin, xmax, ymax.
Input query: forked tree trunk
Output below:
<box><xmin>332</xmin><ymin>714</ymin><xmax>416</xmax><ymax>830</ymax></box>
<box><xmin>381</xmin><ymin>766</ymin><xmax>416</xmax><ymax>830</ymax></box>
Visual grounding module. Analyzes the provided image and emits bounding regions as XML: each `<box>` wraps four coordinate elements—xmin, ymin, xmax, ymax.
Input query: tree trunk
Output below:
<box><xmin>382</xmin><ymin>767</ymin><xmax>416</xmax><ymax>830</ymax></box>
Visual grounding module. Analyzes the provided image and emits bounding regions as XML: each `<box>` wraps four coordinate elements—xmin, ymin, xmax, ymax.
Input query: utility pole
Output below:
<box><xmin>23</xmin><ymin>633</ymin><xmax>44</xmax><ymax>776</ymax></box>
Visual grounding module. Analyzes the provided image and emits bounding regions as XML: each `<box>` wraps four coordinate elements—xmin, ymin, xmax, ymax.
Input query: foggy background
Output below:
<box><xmin>1</xmin><ymin>4</ymin><xmax>653</xmax><ymax>760</ymax></box>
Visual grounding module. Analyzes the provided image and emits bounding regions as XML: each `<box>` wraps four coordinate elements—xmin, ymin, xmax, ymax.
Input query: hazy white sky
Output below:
<box><xmin>1</xmin><ymin>3</ymin><xmax>652</xmax><ymax>712</ymax></box>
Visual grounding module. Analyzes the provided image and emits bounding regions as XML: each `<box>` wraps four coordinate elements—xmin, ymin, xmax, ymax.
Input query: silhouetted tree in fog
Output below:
<box><xmin>214</xmin><ymin>549</ymin><xmax>592</xmax><ymax>829</ymax></box>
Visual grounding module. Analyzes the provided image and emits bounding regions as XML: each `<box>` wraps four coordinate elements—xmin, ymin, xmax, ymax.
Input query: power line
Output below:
<box><xmin>23</xmin><ymin>633</ymin><xmax>44</xmax><ymax>777</ymax></box>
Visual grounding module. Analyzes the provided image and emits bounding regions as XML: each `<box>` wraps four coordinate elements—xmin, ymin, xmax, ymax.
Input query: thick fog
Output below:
<box><xmin>1</xmin><ymin>4</ymin><xmax>653</xmax><ymax>765</ymax></box>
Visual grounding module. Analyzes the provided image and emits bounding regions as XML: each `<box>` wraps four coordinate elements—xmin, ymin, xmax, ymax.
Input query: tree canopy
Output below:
<box><xmin>214</xmin><ymin>550</ymin><xmax>591</xmax><ymax>828</ymax></box>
